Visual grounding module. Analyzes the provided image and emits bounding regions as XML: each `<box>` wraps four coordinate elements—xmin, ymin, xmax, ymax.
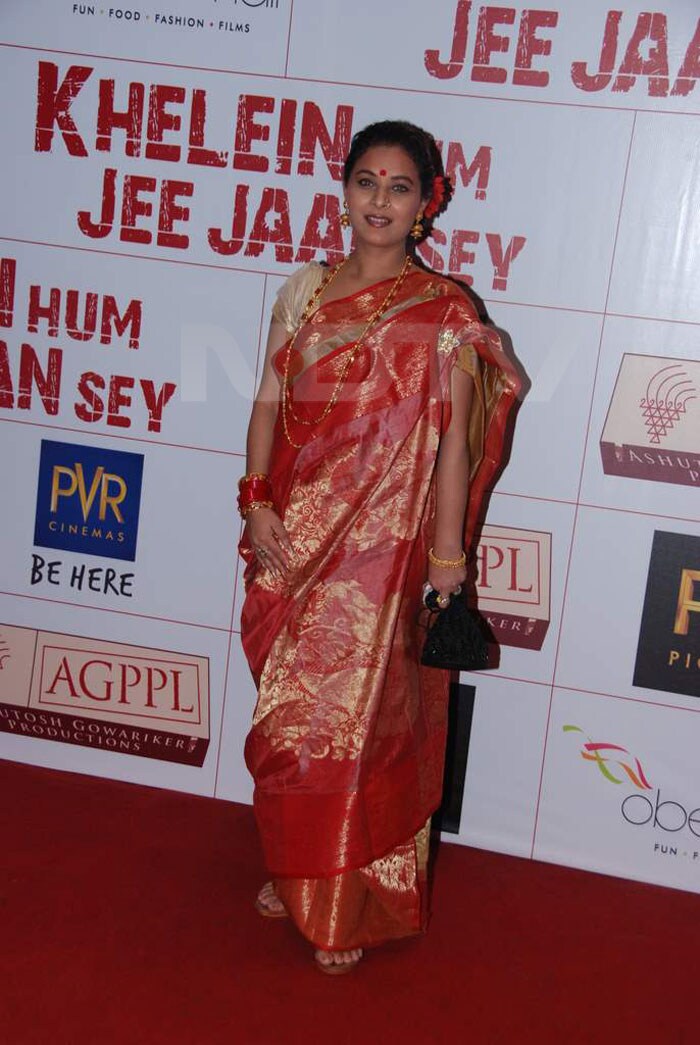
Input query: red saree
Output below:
<box><xmin>240</xmin><ymin>262</ymin><xmax>519</xmax><ymax>950</ymax></box>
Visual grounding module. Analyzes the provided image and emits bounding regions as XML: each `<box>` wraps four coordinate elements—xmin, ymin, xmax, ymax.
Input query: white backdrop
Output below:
<box><xmin>1</xmin><ymin>0</ymin><xmax>699</xmax><ymax>894</ymax></box>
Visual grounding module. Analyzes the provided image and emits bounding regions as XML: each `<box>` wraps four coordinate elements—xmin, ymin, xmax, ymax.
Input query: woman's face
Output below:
<box><xmin>344</xmin><ymin>144</ymin><xmax>427</xmax><ymax>250</ymax></box>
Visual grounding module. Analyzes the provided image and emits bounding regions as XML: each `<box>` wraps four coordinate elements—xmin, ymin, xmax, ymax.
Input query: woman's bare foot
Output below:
<box><xmin>314</xmin><ymin>947</ymin><xmax>363</xmax><ymax>975</ymax></box>
<box><xmin>255</xmin><ymin>881</ymin><xmax>288</xmax><ymax>919</ymax></box>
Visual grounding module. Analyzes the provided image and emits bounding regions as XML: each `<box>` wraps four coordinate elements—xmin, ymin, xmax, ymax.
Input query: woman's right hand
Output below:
<box><xmin>245</xmin><ymin>507</ymin><xmax>295</xmax><ymax>578</ymax></box>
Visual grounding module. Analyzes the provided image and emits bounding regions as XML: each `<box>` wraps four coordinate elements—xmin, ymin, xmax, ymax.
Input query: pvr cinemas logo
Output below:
<box><xmin>34</xmin><ymin>440</ymin><xmax>143</xmax><ymax>561</ymax></box>
<box><xmin>633</xmin><ymin>531</ymin><xmax>700</xmax><ymax>699</ymax></box>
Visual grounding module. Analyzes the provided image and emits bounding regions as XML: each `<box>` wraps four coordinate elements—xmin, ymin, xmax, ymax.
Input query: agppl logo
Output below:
<box><xmin>633</xmin><ymin>530</ymin><xmax>700</xmax><ymax>699</ymax></box>
<box><xmin>0</xmin><ymin>622</ymin><xmax>210</xmax><ymax>767</ymax></box>
<box><xmin>34</xmin><ymin>440</ymin><xmax>144</xmax><ymax>562</ymax></box>
<box><xmin>473</xmin><ymin>524</ymin><xmax>551</xmax><ymax>650</ymax></box>
<box><xmin>565</xmin><ymin>725</ymin><xmax>700</xmax><ymax>852</ymax></box>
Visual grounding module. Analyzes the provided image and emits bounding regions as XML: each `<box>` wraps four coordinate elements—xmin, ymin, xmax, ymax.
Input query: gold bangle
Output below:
<box><xmin>428</xmin><ymin>546</ymin><xmax>466</xmax><ymax>569</ymax></box>
<box><xmin>240</xmin><ymin>500</ymin><xmax>274</xmax><ymax>518</ymax></box>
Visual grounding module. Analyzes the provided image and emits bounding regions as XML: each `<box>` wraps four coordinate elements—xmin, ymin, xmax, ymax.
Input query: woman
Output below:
<box><xmin>238</xmin><ymin>120</ymin><xmax>519</xmax><ymax>974</ymax></box>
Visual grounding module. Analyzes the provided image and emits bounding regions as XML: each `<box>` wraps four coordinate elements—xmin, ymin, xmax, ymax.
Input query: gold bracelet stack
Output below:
<box><xmin>240</xmin><ymin>500</ymin><xmax>274</xmax><ymax>518</ymax></box>
<box><xmin>428</xmin><ymin>547</ymin><xmax>466</xmax><ymax>569</ymax></box>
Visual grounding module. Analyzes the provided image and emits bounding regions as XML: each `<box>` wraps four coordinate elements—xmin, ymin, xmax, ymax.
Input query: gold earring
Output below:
<box><xmin>410</xmin><ymin>212</ymin><xmax>424</xmax><ymax>240</ymax></box>
<box><xmin>340</xmin><ymin>201</ymin><xmax>351</xmax><ymax>228</ymax></box>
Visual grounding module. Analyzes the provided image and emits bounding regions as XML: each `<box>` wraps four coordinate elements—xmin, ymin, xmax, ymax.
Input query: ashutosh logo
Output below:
<box><xmin>34</xmin><ymin>440</ymin><xmax>144</xmax><ymax>562</ymax></box>
<box><xmin>564</xmin><ymin>725</ymin><xmax>700</xmax><ymax>848</ymax></box>
<box><xmin>633</xmin><ymin>530</ymin><xmax>700</xmax><ymax>699</ymax></box>
<box><xmin>600</xmin><ymin>354</ymin><xmax>700</xmax><ymax>487</ymax></box>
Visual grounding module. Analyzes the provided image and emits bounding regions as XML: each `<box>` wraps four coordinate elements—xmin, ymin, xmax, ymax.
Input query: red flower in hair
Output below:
<box><xmin>423</xmin><ymin>174</ymin><xmax>448</xmax><ymax>220</ymax></box>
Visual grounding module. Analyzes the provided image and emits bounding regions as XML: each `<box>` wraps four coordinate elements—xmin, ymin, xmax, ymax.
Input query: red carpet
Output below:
<box><xmin>0</xmin><ymin>760</ymin><xmax>695</xmax><ymax>1045</ymax></box>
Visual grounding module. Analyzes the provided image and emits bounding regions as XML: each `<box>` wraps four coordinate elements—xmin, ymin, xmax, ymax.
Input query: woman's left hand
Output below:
<box><xmin>427</xmin><ymin>562</ymin><xmax>467</xmax><ymax>604</ymax></box>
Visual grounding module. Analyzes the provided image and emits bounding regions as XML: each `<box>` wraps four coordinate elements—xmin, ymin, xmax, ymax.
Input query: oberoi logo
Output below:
<box><xmin>564</xmin><ymin>724</ymin><xmax>652</xmax><ymax>790</ymax></box>
<box><xmin>564</xmin><ymin>725</ymin><xmax>700</xmax><ymax>846</ymax></box>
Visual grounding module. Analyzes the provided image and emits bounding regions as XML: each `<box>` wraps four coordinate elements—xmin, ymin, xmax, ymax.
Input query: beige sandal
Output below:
<box><xmin>314</xmin><ymin>948</ymin><xmax>363</xmax><ymax>975</ymax></box>
<box><xmin>255</xmin><ymin>881</ymin><xmax>288</xmax><ymax>919</ymax></box>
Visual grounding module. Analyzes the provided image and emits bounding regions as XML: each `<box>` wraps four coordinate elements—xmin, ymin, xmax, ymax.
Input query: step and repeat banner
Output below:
<box><xmin>0</xmin><ymin>1</ymin><xmax>699</xmax><ymax>894</ymax></box>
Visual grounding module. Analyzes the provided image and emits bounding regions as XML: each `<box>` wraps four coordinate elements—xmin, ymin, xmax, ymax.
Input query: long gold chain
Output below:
<box><xmin>281</xmin><ymin>255</ymin><xmax>413</xmax><ymax>448</ymax></box>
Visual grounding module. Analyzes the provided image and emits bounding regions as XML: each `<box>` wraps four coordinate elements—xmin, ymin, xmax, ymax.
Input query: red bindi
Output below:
<box><xmin>379</xmin><ymin>169</ymin><xmax>387</xmax><ymax>176</ymax></box>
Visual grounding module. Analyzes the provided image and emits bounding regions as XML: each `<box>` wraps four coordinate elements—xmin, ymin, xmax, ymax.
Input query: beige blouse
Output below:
<box><xmin>271</xmin><ymin>262</ymin><xmax>326</xmax><ymax>333</ymax></box>
<box><xmin>271</xmin><ymin>261</ymin><xmax>478</xmax><ymax>380</ymax></box>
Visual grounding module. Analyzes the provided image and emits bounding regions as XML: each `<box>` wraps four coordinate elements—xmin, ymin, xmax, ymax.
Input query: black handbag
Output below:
<box><xmin>421</xmin><ymin>590</ymin><xmax>490</xmax><ymax>671</ymax></box>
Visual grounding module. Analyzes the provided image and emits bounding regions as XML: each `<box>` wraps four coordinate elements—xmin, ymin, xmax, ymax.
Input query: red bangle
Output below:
<box><xmin>238</xmin><ymin>472</ymin><xmax>269</xmax><ymax>489</ymax></box>
<box><xmin>239</xmin><ymin>475</ymin><xmax>272</xmax><ymax>499</ymax></box>
<box><xmin>240</xmin><ymin>479</ymin><xmax>271</xmax><ymax>502</ymax></box>
<box><xmin>238</xmin><ymin>474</ymin><xmax>274</xmax><ymax>516</ymax></box>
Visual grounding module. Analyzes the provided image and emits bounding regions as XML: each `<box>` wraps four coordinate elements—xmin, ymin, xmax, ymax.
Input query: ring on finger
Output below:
<box><xmin>436</xmin><ymin>593</ymin><xmax>450</xmax><ymax>609</ymax></box>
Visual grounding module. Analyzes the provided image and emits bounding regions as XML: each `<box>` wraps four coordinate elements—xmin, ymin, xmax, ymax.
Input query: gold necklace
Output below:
<box><xmin>281</xmin><ymin>255</ymin><xmax>413</xmax><ymax>448</ymax></box>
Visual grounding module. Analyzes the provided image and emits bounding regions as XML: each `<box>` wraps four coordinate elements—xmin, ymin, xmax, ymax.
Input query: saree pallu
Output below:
<box><xmin>240</xmin><ymin>264</ymin><xmax>519</xmax><ymax>950</ymax></box>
